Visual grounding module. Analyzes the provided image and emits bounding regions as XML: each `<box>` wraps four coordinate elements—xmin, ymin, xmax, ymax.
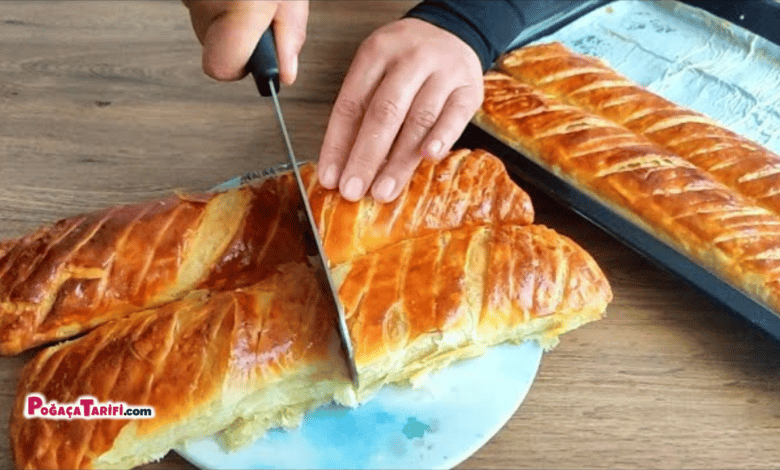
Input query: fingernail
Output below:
<box><xmin>373</xmin><ymin>176</ymin><xmax>396</xmax><ymax>202</ymax></box>
<box><xmin>322</xmin><ymin>164</ymin><xmax>338</xmax><ymax>188</ymax></box>
<box><xmin>426</xmin><ymin>139</ymin><xmax>443</xmax><ymax>159</ymax></box>
<box><xmin>343</xmin><ymin>177</ymin><xmax>364</xmax><ymax>201</ymax></box>
<box><xmin>291</xmin><ymin>55</ymin><xmax>299</xmax><ymax>83</ymax></box>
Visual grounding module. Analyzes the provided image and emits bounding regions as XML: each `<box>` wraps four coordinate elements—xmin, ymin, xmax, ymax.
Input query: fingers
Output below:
<box><xmin>185</xmin><ymin>1</ymin><xmax>309</xmax><ymax>83</ymax></box>
<box><xmin>317</xmin><ymin>18</ymin><xmax>485</xmax><ymax>203</ymax></box>
<box><xmin>182</xmin><ymin>0</ymin><xmax>214</xmax><ymax>44</ymax></box>
<box><xmin>325</xmin><ymin>70</ymin><xmax>481</xmax><ymax>203</ymax></box>
<box><xmin>317</xmin><ymin>41</ymin><xmax>389</xmax><ymax>190</ymax></box>
<box><xmin>336</xmin><ymin>62</ymin><xmax>429</xmax><ymax>201</ymax></box>
<box><xmin>370</xmin><ymin>76</ymin><xmax>449</xmax><ymax>202</ymax></box>
<box><xmin>421</xmin><ymin>83</ymin><xmax>483</xmax><ymax>161</ymax></box>
<box><xmin>273</xmin><ymin>1</ymin><xmax>309</xmax><ymax>85</ymax></box>
<box><xmin>199</xmin><ymin>2</ymin><xmax>277</xmax><ymax>81</ymax></box>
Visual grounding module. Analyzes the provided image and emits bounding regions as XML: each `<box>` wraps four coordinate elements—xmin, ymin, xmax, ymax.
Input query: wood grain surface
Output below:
<box><xmin>2</xmin><ymin>1</ymin><xmax>780</xmax><ymax>469</ymax></box>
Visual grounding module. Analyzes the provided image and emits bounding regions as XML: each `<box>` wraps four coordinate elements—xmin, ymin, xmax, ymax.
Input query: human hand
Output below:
<box><xmin>183</xmin><ymin>0</ymin><xmax>308</xmax><ymax>84</ymax></box>
<box><xmin>318</xmin><ymin>18</ymin><xmax>484</xmax><ymax>203</ymax></box>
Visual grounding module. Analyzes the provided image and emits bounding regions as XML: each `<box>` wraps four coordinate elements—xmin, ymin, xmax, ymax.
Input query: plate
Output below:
<box><xmin>175</xmin><ymin>172</ymin><xmax>543</xmax><ymax>469</ymax></box>
<box><xmin>176</xmin><ymin>341</ymin><xmax>542</xmax><ymax>470</ymax></box>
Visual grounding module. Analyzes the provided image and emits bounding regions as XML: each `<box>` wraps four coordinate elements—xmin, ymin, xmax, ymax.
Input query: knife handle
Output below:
<box><xmin>246</xmin><ymin>28</ymin><xmax>280</xmax><ymax>97</ymax></box>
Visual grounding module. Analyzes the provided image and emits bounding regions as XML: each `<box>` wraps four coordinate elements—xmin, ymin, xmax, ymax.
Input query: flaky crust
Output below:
<box><xmin>337</xmin><ymin>224</ymin><xmax>610</xmax><ymax>368</ymax></box>
<box><xmin>476</xmin><ymin>71</ymin><xmax>780</xmax><ymax>313</ymax></box>
<box><xmin>306</xmin><ymin>148</ymin><xmax>534</xmax><ymax>265</ymax></box>
<box><xmin>0</xmin><ymin>149</ymin><xmax>533</xmax><ymax>355</ymax></box>
<box><xmin>10</xmin><ymin>262</ymin><xmax>345</xmax><ymax>470</ymax></box>
<box><xmin>10</xmin><ymin>223</ymin><xmax>610</xmax><ymax>470</ymax></box>
<box><xmin>498</xmin><ymin>42</ymin><xmax>780</xmax><ymax>214</ymax></box>
<box><xmin>0</xmin><ymin>180</ymin><xmax>305</xmax><ymax>355</ymax></box>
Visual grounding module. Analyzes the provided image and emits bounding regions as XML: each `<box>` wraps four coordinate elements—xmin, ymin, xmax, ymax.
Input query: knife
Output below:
<box><xmin>245</xmin><ymin>29</ymin><xmax>359</xmax><ymax>389</ymax></box>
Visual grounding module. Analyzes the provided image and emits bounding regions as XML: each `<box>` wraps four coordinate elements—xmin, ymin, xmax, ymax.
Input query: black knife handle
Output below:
<box><xmin>246</xmin><ymin>28</ymin><xmax>280</xmax><ymax>97</ymax></box>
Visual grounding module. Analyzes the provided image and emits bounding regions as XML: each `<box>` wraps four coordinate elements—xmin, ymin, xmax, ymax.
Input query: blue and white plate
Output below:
<box><xmin>176</xmin><ymin>341</ymin><xmax>542</xmax><ymax>470</ymax></box>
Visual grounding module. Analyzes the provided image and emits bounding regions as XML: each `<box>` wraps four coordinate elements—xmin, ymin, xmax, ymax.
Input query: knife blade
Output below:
<box><xmin>245</xmin><ymin>29</ymin><xmax>359</xmax><ymax>389</ymax></box>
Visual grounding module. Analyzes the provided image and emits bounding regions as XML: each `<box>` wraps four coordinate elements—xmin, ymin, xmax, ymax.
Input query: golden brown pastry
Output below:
<box><xmin>0</xmin><ymin>149</ymin><xmax>533</xmax><ymax>355</ymax></box>
<box><xmin>0</xmin><ymin>180</ymin><xmax>304</xmax><ymax>356</ymax></box>
<box><xmin>312</xmin><ymin>148</ymin><xmax>535</xmax><ymax>265</ymax></box>
<box><xmin>10</xmin><ymin>223</ymin><xmax>611</xmax><ymax>470</ymax></box>
<box><xmin>497</xmin><ymin>42</ymin><xmax>780</xmax><ymax>214</ymax></box>
<box><xmin>475</xmin><ymin>71</ymin><xmax>780</xmax><ymax>313</ymax></box>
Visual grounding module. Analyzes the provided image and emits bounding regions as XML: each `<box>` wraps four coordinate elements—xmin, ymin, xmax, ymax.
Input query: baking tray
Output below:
<box><xmin>459</xmin><ymin>0</ymin><xmax>780</xmax><ymax>341</ymax></box>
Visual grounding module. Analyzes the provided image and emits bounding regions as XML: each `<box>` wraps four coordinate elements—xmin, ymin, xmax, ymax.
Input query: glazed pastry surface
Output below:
<box><xmin>10</xmin><ymin>221</ymin><xmax>610</xmax><ymax>470</ymax></box>
<box><xmin>0</xmin><ymin>149</ymin><xmax>533</xmax><ymax>355</ymax></box>
<box><xmin>498</xmin><ymin>42</ymin><xmax>780</xmax><ymax>215</ymax></box>
<box><xmin>476</xmin><ymin>66</ymin><xmax>780</xmax><ymax>312</ymax></box>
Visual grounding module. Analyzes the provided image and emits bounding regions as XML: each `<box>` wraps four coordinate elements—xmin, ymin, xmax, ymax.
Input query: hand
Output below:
<box><xmin>318</xmin><ymin>18</ymin><xmax>484</xmax><ymax>203</ymax></box>
<box><xmin>183</xmin><ymin>0</ymin><xmax>308</xmax><ymax>84</ymax></box>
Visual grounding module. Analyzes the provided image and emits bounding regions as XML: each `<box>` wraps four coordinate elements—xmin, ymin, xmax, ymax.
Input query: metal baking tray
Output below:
<box><xmin>460</xmin><ymin>0</ymin><xmax>780</xmax><ymax>341</ymax></box>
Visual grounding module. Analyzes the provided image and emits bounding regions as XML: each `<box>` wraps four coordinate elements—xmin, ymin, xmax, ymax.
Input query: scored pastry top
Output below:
<box><xmin>0</xmin><ymin>149</ymin><xmax>533</xmax><ymax>355</ymax></box>
<box><xmin>477</xmin><ymin>42</ymin><xmax>780</xmax><ymax>314</ymax></box>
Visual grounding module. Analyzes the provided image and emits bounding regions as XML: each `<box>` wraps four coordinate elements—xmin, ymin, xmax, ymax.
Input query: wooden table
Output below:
<box><xmin>2</xmin><ymin>1</ymin><xmax>780</xmax><ymax>469</ymax></box>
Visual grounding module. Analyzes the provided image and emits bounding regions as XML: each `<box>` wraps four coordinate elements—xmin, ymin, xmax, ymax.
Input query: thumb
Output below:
<box><xmin>273</xmin><ymin>1</ymin><xmax>309</xmax><ymax>85</ymax></box>
<box><xmin>200</xmin><ymin>2</ymin><xmax>277</xmax><ymax>81</ymax></box>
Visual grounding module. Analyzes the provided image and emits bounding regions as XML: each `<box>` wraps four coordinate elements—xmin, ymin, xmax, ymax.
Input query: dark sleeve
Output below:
<box><xmin>404</xmin><ymin>0</ymin><xmax>586</xmax><ymax>71</ymax></box>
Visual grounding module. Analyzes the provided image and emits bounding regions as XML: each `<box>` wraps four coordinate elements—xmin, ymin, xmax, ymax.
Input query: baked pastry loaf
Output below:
<box><xmin>0</xmin><ymin>183</ymin><xmax>304</xmax><ymax>356</ymax></box>
<box><xmin>0</xmin><ymin>149</ymin><xmax>533</xmax><ymax>355</ymax></box>
<box><xmin>10</xmin><ymin>222</ymin><xmax>611</xmax><ymax>470</ymax></box>
<box><xmin>475</xmin><ymin>71</ymin><xmax>780</xmax><ymax>313</ymax></box>
<box><xmin>497</xmin><ymin>42</ymin><xmax>780</xmax><ymax>214</ymax></box>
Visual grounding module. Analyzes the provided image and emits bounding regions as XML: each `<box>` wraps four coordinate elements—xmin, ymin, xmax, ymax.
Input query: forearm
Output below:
<box><xmin>405</xmin><ymin>0</ymin><xmax>587</xmax><ymax>71</ymax></box>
